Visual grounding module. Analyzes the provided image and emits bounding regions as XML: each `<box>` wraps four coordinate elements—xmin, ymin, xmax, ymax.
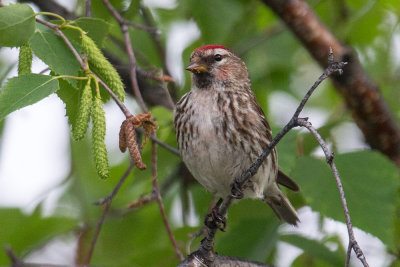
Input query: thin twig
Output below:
<box><xmin>85</xmin><ymin>0</ymin><xmax>91</xmax><ymax>17</ymax></box>
<box><xmin>127</xmin><ymin>191</ymin><xmax>156</xmax><ymax>208</ymax></box>
<box><xmin>136</xmin><ymin>66</ymin><xmax>174</xmax><ymax>83</ymax></box>
<box><xmin>39</xmin><ymin>67</ymin><xmax>50</xmax><ymax>74</ymax></box>
<box><xmin>85</xmin><ymin>162</ymin><xmax>134</xmax><ymax>265</ymax></box>
<box><xmin>234</xmin><ymin>49</ymin><xmax>346</xmax><ymax>191</ymax></box>
<box><xmin>140</xmin><ymin>6</ymin><xmax>179</xmax><ymax>102</ymax></box>
<box><xmin>125</xmin><ymin>21</ymin><xmax>160</xmax><ymax>34</ymax></box>
<box><xmin>159</xmin><ymin>71</ymin><xmax>176</xmax><ymax>110</ymax></box>
<box><xmin>150</xmin><ymin>133</ymin><xmax>180</xmax><ymax>156</ymax></box>
<box><xmin>297</xmin><ymin>119</ymin><xmax>369</xmax><ymax>267</ymax></box>
<box><xmin>346</xmin><ymin>242</ymin><xmax>353</xmax><ymax>267</ymax></box>
<box><xmin>186</xmin><ymin>227</ymin><xmax>206</xmax><ymax>256</ymax></box>
<box><xmin>135</xmin><ymin>127</ymin><xmax>180</xmax><ymax>156</ymax></box>
<box><xmin>35</xmin><ymin>18</ymin><xmax>133</xmax><ymax>118</ymax></box>
<box><xmin>36</xmin><ymin>18</ymin><xmax>85</xmax><ymax>67</ymax></box>
<box><xmin>5</xmin><ymin>246</ymin><xmax>23</xmax><ymax>266</ymax></box>
<box><xmin>102</xmin><ymin>0</ymin><xmax>148</xmax><ymax>113</ymax></box>
<box><xmin>103</xmin><ymin>0</ymin><xmax>183</xmax><ymax>260</ymax></box>
<box><xmin>140</xmin><ymin>7</ymin><xmax>167</xmax><ymax>71</ymax></box>
<box><xmin>151</xmin><ymin>137</ymin><xmax>184</xmax><ymax>260</ymax></box>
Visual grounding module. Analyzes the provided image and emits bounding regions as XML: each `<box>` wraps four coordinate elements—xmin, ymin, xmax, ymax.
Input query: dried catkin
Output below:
<box><xmin>81</xmin><ymin>34</ymin><xmax>125</xmax><ymax>102</ymax></box>
<box><xmin>92</xmin><ymin>95</ymin><xmax>109</xmax><ymax>179</ymax></box>
<box><xmin>119</xmin><ymin>119</ymin><xmax>128</xmax><ymax>152</ymax></box>
<box><xmin>73</xmin><ymin>78</ymin><xmax>93</xmax><ymax>141</ymax></box>
<box><xmin>18</xmin><ymin>43</ymin><xmax>32</xmax><ymax>75</ymax></box>
<box><xmin>124</xmin><ymin>119</ymin><xmax>146</xmax><ymax>170</ymax></box>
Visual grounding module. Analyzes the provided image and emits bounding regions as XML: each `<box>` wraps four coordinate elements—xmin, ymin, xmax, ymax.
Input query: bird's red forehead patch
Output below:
<box><xmin>194</xmin><ymin>45</ymin><xmax>229</xmax><ymax>52</ymax></box>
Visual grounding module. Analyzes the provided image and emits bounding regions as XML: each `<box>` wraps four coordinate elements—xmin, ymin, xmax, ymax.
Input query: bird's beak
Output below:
<box><xmin>186</xmin><ymin>62</ymin><xmax>208</xmax><ymax>74</ymax></box>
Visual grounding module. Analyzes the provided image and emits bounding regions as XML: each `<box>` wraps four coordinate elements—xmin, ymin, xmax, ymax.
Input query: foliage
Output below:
<box><xmin>0</xmin><ymin>0</ymin><xmax>399</xmax><ymax>266</ymax></box>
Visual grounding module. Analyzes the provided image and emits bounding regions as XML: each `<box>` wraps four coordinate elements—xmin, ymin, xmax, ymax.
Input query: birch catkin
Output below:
<box><xmin>73</xmin><ymin>78</ymin><xmax>93</xmax><ymax>141</ymax></box>
<box><xmin>18</xmin><ymin>43</ymin><xmax>32</xmax><ymax>75</ymax></box>
<box><xmin>81</xmin><ymin>34</ymin><xmax>125</xmax><ymax>102</ymax></box>
<box><xmin>92</xmin><ymin>95</ymin><xmax>109</xmax><ymax>179</ymax></box>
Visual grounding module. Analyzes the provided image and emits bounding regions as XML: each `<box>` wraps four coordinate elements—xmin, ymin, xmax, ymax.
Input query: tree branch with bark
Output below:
<box><xmin>261</xmin><ymin>0</ymin><xmax>400</xmax><ymax>167</ymax></box>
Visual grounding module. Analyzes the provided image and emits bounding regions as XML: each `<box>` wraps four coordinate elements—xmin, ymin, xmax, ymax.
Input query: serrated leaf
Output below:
<box><xmin>0</xmin><ymin>4</ymin><xmax>35</xmax><ymax>47</ymax></box>
<box><xmin>29</xmin><ymin>32</ymin><xmax>81</xmax><ymax>86</ymax></box>
<box><xmin>280</xmin><ymin>234</ymin><xmax>344</xmax><ymax>266</ymax></box>
<box><xmin>291</xmin><ymin>151</ymin><xmax>400</xmax><ymax>250</ymax></box>
<box><xmin>0</xmin><ymin>74</ymin><xmax>59</xmax><ymax>121</ymax></box>
<box><xmin>73</xmin><ymin>17</ymin><xmax>110</xmax><ymax>47</ymax></box>
<box><xmin>56</xmin><ymin>78</ymin><xmax>80</xmax><ymax>127</ymax></box>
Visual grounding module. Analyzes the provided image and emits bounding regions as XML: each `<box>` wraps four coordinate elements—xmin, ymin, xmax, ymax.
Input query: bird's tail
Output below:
<box><xmin>264</xmin><ymin>189</ymin><xmax>299</xmax><ymax>226</ymax></box>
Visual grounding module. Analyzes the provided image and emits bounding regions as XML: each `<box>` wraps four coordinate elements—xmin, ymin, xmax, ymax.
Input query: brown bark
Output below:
<box><xmin>262</xmin><ymin>0</ymin><xmax>400</xmax><ymax>167</ymax></box>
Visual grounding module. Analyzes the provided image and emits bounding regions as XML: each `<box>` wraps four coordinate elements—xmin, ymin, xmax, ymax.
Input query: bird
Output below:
<box><xmin>174</xmin><ymin>45</ymin><xmax>300</xmax><ymax>226</ymax></box>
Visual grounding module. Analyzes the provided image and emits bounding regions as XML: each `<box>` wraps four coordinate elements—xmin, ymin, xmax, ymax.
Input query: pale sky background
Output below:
<box><xmin>0</xmin><ymin>0</ymin><xmax>396</xmax><ymax>266</ymax></box>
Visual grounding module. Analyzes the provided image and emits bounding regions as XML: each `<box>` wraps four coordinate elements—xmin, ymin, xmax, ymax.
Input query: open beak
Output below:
<box><xmin>186</xmin><ymin>62</ymin><xmax>208</xmax><ymax>74</ymax></box>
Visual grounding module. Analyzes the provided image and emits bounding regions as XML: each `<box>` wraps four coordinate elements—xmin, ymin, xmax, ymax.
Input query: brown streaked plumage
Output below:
<box><xmin>174</xmin><ymin>45</ymin><xmax>300</xmax><ymax>225</ymax></box>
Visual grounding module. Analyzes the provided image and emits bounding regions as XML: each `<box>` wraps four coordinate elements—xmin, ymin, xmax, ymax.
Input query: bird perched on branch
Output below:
<box><xmin>174</xmin><ymin>45</ymin><xmax>300</xmax><ymax>226</ymax></box>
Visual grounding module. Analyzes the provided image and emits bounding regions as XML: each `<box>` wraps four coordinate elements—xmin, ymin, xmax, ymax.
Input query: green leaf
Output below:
<box><xmin>0</xmin><ymin>74</ymin><xmax>59</xmax><ymax>121</ymax></box>
<box><xmin>73</xmin><ymin>17</ymin><xmax>110</xmax><ymax>47</ymax></box>
<box><xmin>56</xmin><ymin>78</ymin><xmax>80</xmax><ymax>127</ymax></box>
<box><xmin>281</xmin><ymin>234</ymin><xmax>344</xmax><ymax>266</ymax></box>
<box><xmin>29</xmin><ymin>32</ymin><xmax>81</xmax><ymax>85</ymax></box>
<box><xmin>276</xmin><ymin>129</ymin><xmax>298</xmax><ymax>173</ymax></box>
<box><xmin>214</xmin><ymin>199</ymin><xmax>280</xmax><ymax>262</ymax></box>
<box><xmin>0</xmin><ymin>4</ymin><xmax>35</xmax><ymax>47</ymax></box>
<box><xmin>291</xmin><ymin>151</ymin><xmax>400</xmax><ymax>250</ymax></box>
<box><xmin>0</xmin><ymin>207</ymin><xmax>76</xmax><ymax>264</ymax></box>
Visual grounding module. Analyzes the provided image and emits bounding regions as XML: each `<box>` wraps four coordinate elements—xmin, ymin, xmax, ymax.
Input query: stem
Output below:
<box><xmin>36</xmin><ymin>17</ymin><xmax>133</xmax><ymax>119</ymax></box>
<box><xmin>35</xmin><ymin>11</ymin><xmax>66</xmax><ymax>24</ymax></box>
<box><xmin>151</xmin><ymin>137</ymin><xmax>184</xmax><ymax>260</ymax></box>
<box><xmin>297</xmin><ymin>119</ymin><xmax>369</xmax><ymax>267</ymax></box>
<box><xmin>85</xmin><ymin>0</ymin><xmax>92</xmax><ymax>17</ymax></box>
<box><xmin>102</xmin><ymin>0</ymin><xmax>148</xmax><ymax>113</ymax></box>
<box><xmin>55</xmin><ymin>75</ymin><xmax>88</xmax><ymax>80</ymax></box>
<box><xmin>61</xmin><ymin>24</ymin><xmax>86</xmax><ymax>34</ymax></box>
<box><xmin>85</xmin><ymin>163</ymin><xmax>135</xmax><ymax>265</ymax></box>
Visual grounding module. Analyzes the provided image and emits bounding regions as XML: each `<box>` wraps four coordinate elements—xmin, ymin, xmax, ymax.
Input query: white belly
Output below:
<box><xmin>180</xmin><ymin>91</ymin><xmax>275</xmax><ymax>198</ymax></box>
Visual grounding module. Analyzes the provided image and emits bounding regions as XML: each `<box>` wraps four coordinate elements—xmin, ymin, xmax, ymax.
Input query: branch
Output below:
<box><xmin>262</xmin><ymin>0</ymin><xmax>400</xmax><ymax>167</ymax></box>
<box><xmin>85</xmin><ymin>163</ymin><xmax>134</xmax><ymax>265</ymax></box>
<box><xmin>36</xmin><ymin>18</ymin><xmax>133</xmax><ymax>118</ymax></box>
<box><xmin>101</xmin><ymin>0</ymin><xmax>183</xmax><ymax>260</ymax></box>
<box><xmin>102</xmin><ymin>0</ymin><xmax>147</xmax><ymax>113</ymax></box>
<box><xmin>28</xmin><ymin>0</ymin><xmax>175</xmax><ymax>111</ymax></box>
<box><xmin>5</xmin><ymin>246</ymin><xmax>23</xmax><ymax>266</ymax></box>
<box><xmin>150</xmin><ymin>138</ymin><xmax>184</xmax><ymax>260</ymax></box>
<box><xmin>178</xmin><ymin>254</ymin><xmax>274</xmax><ymax>267</ymax></box>
<box><xmin>85</xmin><ymin>0</ymin><xmax>91</xmax><ymax>17</ymax></box>
<box><xmin>297</xmin><ymin>119</ymin><xmax>369</xmax><ymax>266</ymax></box>
<box><xmin>20</xmin><ymin>0</ymin><xmax>74</xmax><ymax>20</ymax></box>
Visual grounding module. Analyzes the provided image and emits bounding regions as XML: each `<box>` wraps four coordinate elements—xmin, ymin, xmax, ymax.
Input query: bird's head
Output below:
<box><xmin>186</xmin><ymin>45</ymin><xmax>250</xmax><ymax>91</ymax></box>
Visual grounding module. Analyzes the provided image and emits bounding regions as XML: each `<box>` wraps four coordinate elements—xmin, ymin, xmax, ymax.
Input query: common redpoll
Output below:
<box><xmin>174</xmin><ymin>45</ymin><xmax>299</xmax><ymax>225</ymax></box>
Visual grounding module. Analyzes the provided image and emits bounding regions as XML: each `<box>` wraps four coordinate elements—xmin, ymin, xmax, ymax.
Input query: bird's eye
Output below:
<box><xmin>214</xmin><ymin>54</ymin><xmax>222</xmax><ymax>61</ymax></box>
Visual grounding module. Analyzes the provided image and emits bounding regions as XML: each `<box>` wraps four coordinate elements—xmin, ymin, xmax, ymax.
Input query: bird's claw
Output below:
<box><xmin>204</xmin><ymin>206</ymin><xmax>226</xmax><ymax>231</ymax></box>
<box><xmin>230</xmin><ymin>179</ymin><xmax>244</xmax><ymax>199</ymax></box>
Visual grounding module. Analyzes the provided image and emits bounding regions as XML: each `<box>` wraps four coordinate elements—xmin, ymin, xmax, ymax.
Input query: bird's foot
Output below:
<box><xmin>204</xmin><ymin>199</ymin><xmax>226</xmax><ymax>231</ymax></box>
<box><xmin>231</xmin><ymin>178</ymin><xmax>244</xmax><ymax>199</ymax></box>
